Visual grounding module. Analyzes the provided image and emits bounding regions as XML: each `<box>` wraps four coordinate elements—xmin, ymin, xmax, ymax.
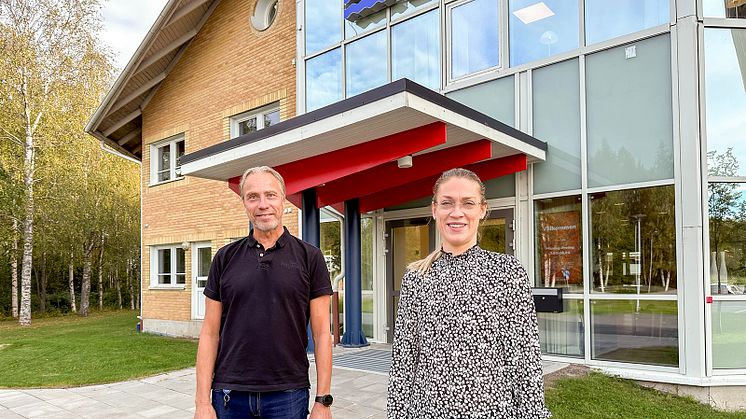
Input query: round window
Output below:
<box><xmin>251</xmin><ymin>0</ymin><xmax>279</xmax><ymax>31</ymax></box>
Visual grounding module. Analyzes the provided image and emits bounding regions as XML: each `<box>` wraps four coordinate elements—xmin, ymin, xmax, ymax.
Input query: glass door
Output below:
<box><xmin>192</xmin><ymin>242</ymin><xmax>212</xmax><ymax>319</ymax></box>
<box><xmin>385</xmin><ymin>217</ymin><xmax>434</xmax><ymax>342</ymax></box>
<box><xmin>479</xmin><ymin>208</ymin><xmax>515</xmax><ymax>255</ymax></box>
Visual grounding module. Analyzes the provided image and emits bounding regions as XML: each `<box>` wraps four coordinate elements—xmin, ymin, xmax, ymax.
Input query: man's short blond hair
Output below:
<box><xmin>238</xmin><ymin>166</ymin><xmax>286</xmax><ymax>198</ymax></box>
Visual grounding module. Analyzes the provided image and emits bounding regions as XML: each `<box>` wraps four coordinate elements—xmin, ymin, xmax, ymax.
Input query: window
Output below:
<box><xmin>305</xmin><ymin>0</ymin><xmax>341</xmax><ymax>54</ymax></box>
<box><xmin>230</xmin><ymin>104</ymin><xmax>280</xmax><ymax>139</ymax></box>
<box><xmin>251</xmin><ymin>0</ymin><xmax>279</xmax><ymax>31</ymax></box>
<box><xmin>391</xmin><ymin>0</ymin><xmax>438</xmax><ymax>21</ymax></box>
<box><xmin>704</xmin><ymin>0</ymin><xmax>746</xmax><ymax>19</ymax></box>
<box><xmin>449</xmin><ymin>0</ymin><xmax>500</xmax><ymax>80</ymax></box>
<box><xmin>346</xmin><ymin>30</ymin><xmax>387</xmax><ymax>97</ymax></box>
<box><xmin>345</xmin><ymin>8</ymin><xmax>386</xmax><ymax>39</ymax></box>
<box><xmin>589</xmin><ymin>185</ymin><xmax>676</xmax><ymax>295</ymax></box>
<box><xmin>591</xmin><ymin>299</ymin><xmax>678</xmax><ymax>366</ymax></box>
<box><xmin>584</xmin><ymin>0</ymin><xmax>669</xmax><ymax>45</ymax></box>
<box><xmin>585</xmin><ymin>34</ymin><xmax>673</xmax><ymax>188</ymax></box>
<box><xmin>306</xmin><ymin>48</ymin><xmax>342</xmax><ymax>111</ymax></box>
<box><xmin>150</xmin><ymin>135</ymin><xmax>184</xmax><ymax>185</ymax></box>
<box><xmin>538</xmin><ymin>299</ymin><xmax>584</xmax><ymax>358</ymax></box>
<box><xmin>446</xmin><ymin>75</ymin><xmax>515</xmax><ymax>126</ymax></box>
<box><xmin>151</xmin><ymin>245</ymin><xmax>186</xmax><ymax>287</ymax></box>
<box><xmin>704</xmin><ymin>31</ymin><xmax>746</xmax><ymax>372</ymax></box>
<box><xmin>509</xmin><ymin>0</ymin><xmax>579</xmax><ymax>66</ymax></box>
<box><xmin>704</xmin><ymin>28</ymin><xmax>746</xmax><ymax>177</ymax></box>
<box><xmin>535</xmin><ymin>196</ymin><xmax>583</xmax><ymax>294</ymax></box>
<box><xmin>392</xmin><ymin>8</ymin><xmax>440</xmax><ymax>90</ymax></box>
<box><xmin>532</xmin><ymin>58</ymin><xmax>581</xmax><ymax>193</ymax></box>
<box><xmin>712</xmin><ymin>301</ymin><xmax>746</xmax><ymax>369</ymax></box>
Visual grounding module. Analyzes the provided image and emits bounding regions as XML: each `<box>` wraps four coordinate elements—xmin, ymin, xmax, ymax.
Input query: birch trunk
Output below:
<box><xmin>38</xmin><ymin>252</ymin><xmax>47</xmax><ymax>313</ymax></box>
<box><xmin>79</xmin><ymin>238</ymin><xmax>95</xmax><ymax>316</ymax></box>
<box><xmin>115</xmin><ymin>269</ymin><xmax>122</xmax><ymax>309</ymax></box>
<box><xmin>97</xmin><ymin>235</ymin><xmax>105</xmax><ymax>310</ymax></box>
<box><xmin>127</xmin><ymin>260</ymin><xmax>134</xmax><ymax>310</ymax></box>
<box><xmin>11</xmin><ymin>218</ymin><xmax>19</xmax><ymax>318</ymax></box>
<box><xmin>69</xmin><ymin>251</ymin><xmax>77</xmax><ymax>313</ymax></box>
<box><xmin>19</xmin><ymin>72</ymin><xmax>37</xmax><ymax>326</ymax></box>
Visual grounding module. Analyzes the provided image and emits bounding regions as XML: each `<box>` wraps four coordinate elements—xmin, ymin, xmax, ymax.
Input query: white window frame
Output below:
<box><xmin>446</xmin><ymin>0</ymin><xmax>503</xmax><ymax>83</ymax></box>
<box><xmin>150</xmin><ymin>244</ymin><xmax>186</xmax><ymax>289</ymax></box>
<box><xmin>229</xmin><ymin>103</ymin><xmax>281</xmax><ymax>139</ymax></box>
<box><xmin>149</xmin><ymin>134</ymin><xmax>185</xmax><ymax>186</ymax></box>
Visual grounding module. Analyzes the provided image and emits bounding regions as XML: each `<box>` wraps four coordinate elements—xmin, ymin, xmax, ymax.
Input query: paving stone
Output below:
<box><xmin>0</xmin><ymin>346</ymin><xmax>568</xmax><ymax>418</ymax></box>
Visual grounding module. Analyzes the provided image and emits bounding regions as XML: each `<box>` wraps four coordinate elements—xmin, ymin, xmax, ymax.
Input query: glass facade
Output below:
<box><xmin>586</xmin><ymin>35</ymin><xmax>673</xmax><ymax>188</ymax></box>
<box><xmin>346</xmin><ymin>31</ymin><xmax>387</xmax><ymax>97</ymax></box>
<box><xmin>305</xmin><ymin>0</ymin><xmax>340</xmax><ymax>54</ymax></box>
<box><xmin>590</xmin><ymin>186</ymin><xmax>676</xmax><ymax>295</ymax></box>
<box><xmin>445</xmin><ymin>76</ymin><xmax>515</xmax><ymax>126</ymax></box>
<box><xmin>584</xmin><ymin>0</ymin><xmax>669</xmax><ymax>45</ymax></box>
<box><xmin>532</xmin><ymin>58</ymin><xmax>581</xmax><ymax>193</ymax></box>
<box><xmin>509</xmin><ymin>0</ymin><xmax>578</xmax><ymax>67</ymax></box>
<box><xmin>704</xmin><ymin>28</ymin><xmax>746</xmax><ymax>177</ymax></box>
<box><xmin>538</xmin><ymin>299</ymin><xmax>584</xmax><ymax>357</ymax></box>
<box><xmin>535</xmin><ymin>196</ymin><xmax>583</xmax><ymax>294</ymax></box>
<box><xmin>704</xmin><ymin>26</ymin><xmax>746</xmax><ymax>371</ymax></box>
<box><xmin>703</xmin><ymin>0</ymin><xmax>746</xmax><ymax>18</ymax></box>
<box><xmin>712</xmin><ymin>301</ymin><xmax>746</xmax><ymax>369</ymax></box>
<box><xmin>392</xmin><ymin>9</ymin><xmax>440</xmax><ymax>89</ymax></box>
<box><xmin>450</xmin><ymin>0</ymin><xmax>500</xmax><ymax>79</ymax></box>
<box><xmin>297</xmin><ymin>0</ymin><xmax>746</xmax><ymax>380</ymax></box>
<box><xmin>304</xmin><ymin>1</ymin><xmax>676</xmax><ymax>109</ymax></box>
<box><xmin>591</xmin><ymin>299</ymin><xmax>678</xmax><ymax>366</ymax></box>
<box><xmin>306</xmin><ymin>48</ymin><xmax>342</xmax><ymax>111</ymax></box>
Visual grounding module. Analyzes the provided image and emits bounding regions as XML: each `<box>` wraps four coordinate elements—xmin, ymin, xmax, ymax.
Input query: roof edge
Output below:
<box><xmin>85</xmin><ymin>0</ymin><xmax>184</xmax><ymax>136</ymax></box>
<box><xmin>180</xmin><ymin>78</ymin><xmax>547</xmax><ymax>167</ymax></box>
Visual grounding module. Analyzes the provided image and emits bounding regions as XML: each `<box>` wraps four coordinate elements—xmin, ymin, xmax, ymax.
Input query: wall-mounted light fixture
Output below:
<box><xmin>181</xmin><ymin>241</ymin><xmax>190</xmax><ymax>251</ymax></box>
<box><xmin>397</xmin><ymin>155</ymin><xmax>413</xmax><ymax>169</ymax></box>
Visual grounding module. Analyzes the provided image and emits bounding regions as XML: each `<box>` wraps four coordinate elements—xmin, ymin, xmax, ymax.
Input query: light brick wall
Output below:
<box><xmin>140</xmin><ymin>0</ymin><xmax>298</xmax><ymax>323</ymax></box>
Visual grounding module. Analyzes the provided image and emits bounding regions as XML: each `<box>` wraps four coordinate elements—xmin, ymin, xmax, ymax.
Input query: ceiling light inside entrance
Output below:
<box><xmin>513</xmin><ymin>2</ymin><xmax>555</xmax><ymax>24</ymax></box>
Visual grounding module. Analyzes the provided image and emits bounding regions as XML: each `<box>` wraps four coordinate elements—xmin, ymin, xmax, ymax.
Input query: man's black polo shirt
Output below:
<box><xmin>204</xmin><ymin>227</ymin><xmax>332</xmax><ymax>392</ymax></box>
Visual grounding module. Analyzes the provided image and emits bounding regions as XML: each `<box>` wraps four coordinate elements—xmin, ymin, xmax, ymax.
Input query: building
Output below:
<box><xmin>87</xmin><ymin>0</ymin><xmax>746</xmax><ymax>410</ymax></box>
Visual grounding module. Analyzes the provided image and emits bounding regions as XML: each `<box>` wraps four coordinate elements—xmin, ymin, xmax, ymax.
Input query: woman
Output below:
<box><xmin>387</xmin><ymin>168</ymin><xmax>551</xmax><ymax>418</ymax></box>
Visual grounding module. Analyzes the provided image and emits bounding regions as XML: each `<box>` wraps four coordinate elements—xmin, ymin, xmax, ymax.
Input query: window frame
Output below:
<box><xmin>149</xmin><ymin>134</ymin><xmax>185</xmax><ymax>186</ymax></box>
<box><xmin>229</xmin><ymin>103</ymin><xmax>281</xmax><ymax>139</ymax></box>
<box><xmin>446</xmin><ymin>0</ymin><xmax>502</xmax><ymax>83</ymax></box>
<box><xmin>150</xmin><ymin>244</ymin><xmax>187</xmax><ymax>289</ymax></box>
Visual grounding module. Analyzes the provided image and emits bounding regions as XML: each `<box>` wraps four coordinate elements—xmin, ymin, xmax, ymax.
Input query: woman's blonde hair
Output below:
<box><xmin>407</xmin><ymin>168</ymin><xmax>486</xmax><ymax>275</ymax></box>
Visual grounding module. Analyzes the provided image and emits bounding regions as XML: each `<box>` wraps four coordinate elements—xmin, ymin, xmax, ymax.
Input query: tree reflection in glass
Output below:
<box><xmin>708</xmin><ymin>148</ymin><xmax>746</xmax><ymax>295</ymax></box>
<box><xmin>590</xmin><ymin>185</ymin><xmax>676</xmax><ymax>295</ymax></box>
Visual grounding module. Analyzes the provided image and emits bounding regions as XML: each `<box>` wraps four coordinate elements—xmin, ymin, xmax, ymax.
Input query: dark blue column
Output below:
<box><xmin>301</xmin><ymin>189</ymin><xmax>320</xmax><ymax>247</ymax></box>
<box><xmin>302</xmin><ymin>189</ymin><xmax>320</xmax><ymax>352</ymax></box>
<box><xmin>341</xmin><ymin>198</ymin><xmax>369</xmax><ymax>347</ymax></box>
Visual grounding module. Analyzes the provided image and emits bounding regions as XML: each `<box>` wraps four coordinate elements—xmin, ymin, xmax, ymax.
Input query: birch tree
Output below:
<box><xmin>0</xmin><ymin>0</ymin><xmax>113</xmax><ymax>324</ymax></box>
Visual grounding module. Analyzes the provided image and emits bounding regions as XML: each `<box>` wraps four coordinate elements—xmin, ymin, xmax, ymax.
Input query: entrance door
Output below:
<box><xmin>385</xmin><ymin>217</ymin><xmax>434</xmax><ymax>342</ymax></box>
<box><xmin>192</xmin><ymin>242</ymin><xmax>212</xmax><ymax>319</ymax></box>
<box><xmin>479</xmin><ymin>208</ymin><xmax>515</xmax><ymax>255</ymax></box>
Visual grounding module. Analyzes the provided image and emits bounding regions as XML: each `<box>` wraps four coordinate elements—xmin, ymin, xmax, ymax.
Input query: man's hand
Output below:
<box><xmin>194</xmin><ymin>401</ymin><xmax>217</xmax><ymax>419</ymax></box>
<box><xmin>309</xmin><ymin>402</ymin><xmax>332</xmax><ymax>419</ymax></box>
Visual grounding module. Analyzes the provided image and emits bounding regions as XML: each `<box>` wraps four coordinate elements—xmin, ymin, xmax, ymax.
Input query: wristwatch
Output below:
<box><xmin>314</xmin><ymin>394</ymin><xmax>333</xmax><ymax>407</ymax></box>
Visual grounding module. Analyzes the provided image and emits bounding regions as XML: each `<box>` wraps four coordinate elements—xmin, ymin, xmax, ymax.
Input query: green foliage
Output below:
<box><xmin>0</xmin><ymin>0</ymin><xmax>141</xmax><ymax>319</ymax></box>
<box><xmin>0</xmin><ymin>310</ymin><xmax>197</xmax><ymax>387</ymax></box>
<box><xmin>545</xmin><ymin>372</ymin><xmax>746</xmax><ymax>419</ymax></box>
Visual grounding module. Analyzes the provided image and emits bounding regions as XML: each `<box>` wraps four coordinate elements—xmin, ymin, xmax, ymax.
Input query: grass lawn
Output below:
<box><xmin>0</xmin><ymin>310</ymin><xmax>197</xmax><ymax>388</ymax></box>
<box><xmin>545</xmin><ymin>370</ymin><xmax>746</xmax><ymax>418</ymax></box>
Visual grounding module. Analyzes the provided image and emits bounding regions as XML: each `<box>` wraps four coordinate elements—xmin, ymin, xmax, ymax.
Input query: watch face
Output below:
<box><xmin>317</xmin><ymin>394</ymin><xmax>333</xmax><ymax>407</ymax></box>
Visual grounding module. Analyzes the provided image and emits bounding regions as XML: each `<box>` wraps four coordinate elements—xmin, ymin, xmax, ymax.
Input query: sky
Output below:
<box><xmin>99</xmin><ymin>0</ymin><xmax>170</xmax><ymax>72</ymax></box>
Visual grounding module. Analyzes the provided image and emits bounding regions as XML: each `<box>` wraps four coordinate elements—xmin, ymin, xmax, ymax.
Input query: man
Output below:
<box><xmin>195</xmin><ymin>166</ymin><xmax>333</xmax><ymax>419</ymax></box>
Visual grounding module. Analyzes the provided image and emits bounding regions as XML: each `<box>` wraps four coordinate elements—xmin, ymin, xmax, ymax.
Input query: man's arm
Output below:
<box><xmin>194</xmin><ymin>298</ymin><xmax>222</xmax><ymax>419</ymax></box>
<box><xmin>309</xmin><ymin>295</ymin><xmax>332</xmax><ymax>418</ymax></box>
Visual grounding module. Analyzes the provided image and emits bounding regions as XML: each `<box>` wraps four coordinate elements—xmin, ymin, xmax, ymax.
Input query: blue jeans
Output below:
<box><xmin>211</xmin><ymin>388</ymin><xmax>309</xmax><ymax>418</ymax></box>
